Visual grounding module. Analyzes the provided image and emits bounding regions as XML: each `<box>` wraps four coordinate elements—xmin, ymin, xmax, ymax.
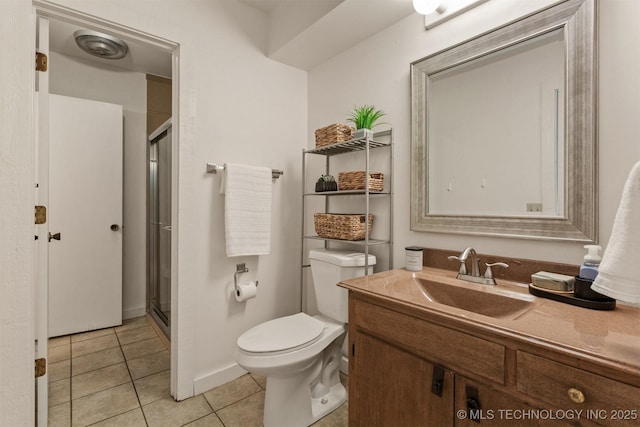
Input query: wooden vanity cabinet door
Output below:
<box><xmin>350</xmin><ymin>329</ymin><xmax>455</xmax><ymax>427</ymax></box>
<box><xmin>454</xmin><ymin>377</ymin><xmax>572</xmax><ymax>427</ymax></box>
<box><xmin>517</xmin><ymin>351</ymin><xmax>640</xmax><ymax>426</ymax></box>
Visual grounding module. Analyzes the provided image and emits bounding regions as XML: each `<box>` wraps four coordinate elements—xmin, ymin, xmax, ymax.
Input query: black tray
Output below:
<box><xmin>528</xmin><ymin>284</ymin><xmax>616</xmax><ymax>310</ymax></box>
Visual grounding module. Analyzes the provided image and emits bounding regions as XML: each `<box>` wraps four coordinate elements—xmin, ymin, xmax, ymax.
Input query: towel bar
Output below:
<box><xmin>206</xmin><ymin>163</ymin><xmax>283</xmax><ymax>179</ymax></box>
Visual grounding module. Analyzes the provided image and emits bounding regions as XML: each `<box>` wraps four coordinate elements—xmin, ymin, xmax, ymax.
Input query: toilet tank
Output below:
<box><xmin>309</xmin><ymin>249</ymin><xmax>376</xmax><ymax>323</ymax></box>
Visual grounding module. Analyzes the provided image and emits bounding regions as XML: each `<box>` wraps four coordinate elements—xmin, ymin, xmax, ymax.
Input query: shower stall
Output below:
<box><xmin>148</xmin><ymin>119</ymin><xmax>172</xmax><ymax>337</ymax></box>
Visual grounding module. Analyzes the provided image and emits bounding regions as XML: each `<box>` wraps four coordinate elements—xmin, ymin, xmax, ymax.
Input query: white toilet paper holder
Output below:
<box><xmin>235</xmin><ymin>263</ymin><xmax>258</xmax><ymax>296</ymax></box>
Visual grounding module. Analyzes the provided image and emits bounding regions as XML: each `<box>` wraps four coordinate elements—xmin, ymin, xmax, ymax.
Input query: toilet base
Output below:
<box><xmin>262</xmin><ymin>336</ymin><xmax>346</xmax><ymax>427</ymax></box>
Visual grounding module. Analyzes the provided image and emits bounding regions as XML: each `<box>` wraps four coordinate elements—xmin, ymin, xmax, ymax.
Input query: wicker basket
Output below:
<box><xmin>315</xmin><ymin>123</ymin><xmax>354</xmax><ymax>148</ymax></box>
<box><xmin>314</xmin><ymin>213</ymin><xmax>374</xmax><ymax>241</ymax></box>
<box><xmin>338</xmin><ymin>171</ymin><xmax>384</xmax><ymax>192</ymax></box>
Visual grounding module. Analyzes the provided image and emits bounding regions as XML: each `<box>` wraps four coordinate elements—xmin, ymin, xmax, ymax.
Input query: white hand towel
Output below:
<box><xmin>591</xmin><ymin>161</ymin><xmax>640</xmax><ymax>304</ymax></box>
<box><xmin>219</xmin><ymin>168</ymin><xmax>226</xmax><ymax>195</ymax></box>
<box><xmin>223</xmin><ymin>163</ymin><xmax>272</xmax><ymax>257</ymax></box>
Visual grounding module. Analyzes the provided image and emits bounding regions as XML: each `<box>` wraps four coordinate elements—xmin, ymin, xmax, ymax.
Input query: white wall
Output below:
<box><xmin>1</xmin><ymin>0</ymin><xmax>307</xmax><ymax>421</ymax></box>
<box><xmin>308</xmin><ymin>0</ymin><xmax>640</xmax><ymax>266</ymax></box>
<box><xmin>49</xmin><ymin>51</ymin><xmax>148</xmax><ymax>320</ymax></box>
<box><xmin>51</xmin><ymin>0</ymin><xmax>307</xmax><ymax>398</ymax></box>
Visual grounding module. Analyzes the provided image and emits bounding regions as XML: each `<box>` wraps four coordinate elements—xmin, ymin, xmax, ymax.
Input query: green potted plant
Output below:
<box><xmin>347</xmin><ymin>104</ymin><xmax>386</xmax><ymax>139</ymax></box>
<box><xmin>315</xmin><ymin>174</ymin><xmax>337</xmax><ymax>192</ymax></box>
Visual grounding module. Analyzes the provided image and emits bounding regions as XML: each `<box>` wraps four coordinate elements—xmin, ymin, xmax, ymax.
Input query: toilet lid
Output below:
<box><xmin>237</xmin><ymin>313</ymin><xmax>325</xmax><ymax>353</ymax></box>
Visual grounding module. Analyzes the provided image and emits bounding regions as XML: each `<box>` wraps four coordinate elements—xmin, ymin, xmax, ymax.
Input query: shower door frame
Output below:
<box><xmin>148</xmin><ymin>123</ymin><xmax>172</xmax><ymax>337</ymax></box>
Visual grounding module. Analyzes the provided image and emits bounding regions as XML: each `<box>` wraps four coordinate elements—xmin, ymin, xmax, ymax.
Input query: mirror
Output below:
<box><xmin>411</xmin><ymin>0</ymin><xmax>597</xmax><ymax>242</ymax></box>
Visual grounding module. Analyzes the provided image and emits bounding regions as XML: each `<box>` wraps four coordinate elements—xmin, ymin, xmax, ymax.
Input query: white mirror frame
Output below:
<box><xmin>411</xmin><ymin>0</ymin><xmax>597</xmax><ymax>242</ymax></box>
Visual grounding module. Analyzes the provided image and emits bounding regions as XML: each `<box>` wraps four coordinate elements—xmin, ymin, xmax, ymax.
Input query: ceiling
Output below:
<box><xmin>48</xmin><ymin>0</ymin><xmax>415</xmax><ymax>75</ymax></box>
<box><xmin>239</xmin><ymin>0</ymin><xmax>283</xmax><ymax>12</ymax></box>
<box><xmin>239</xmin><ymin>0</ymin><xmax>416</xmax><ymax>69</ymax></box>
<box><xmin>48</xmin><ymin>19</ymin><xmax>173</xmax><ymax>78</ymax></box>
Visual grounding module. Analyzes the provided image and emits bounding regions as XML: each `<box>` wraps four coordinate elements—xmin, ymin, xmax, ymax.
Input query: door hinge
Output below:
<box><xmin>36</xmin><ymin>52</ymin><xmax>48</xmax><ymax>72</ymax></box>
<box><xmin>35</xmin><ymin>358</ymin><xmax>47</xmax><ymax>378</ymax></box>
<box><xmin>35</xmin><ymin>205</ymin><xmax>46</xmax><ymax>224</ymax></box>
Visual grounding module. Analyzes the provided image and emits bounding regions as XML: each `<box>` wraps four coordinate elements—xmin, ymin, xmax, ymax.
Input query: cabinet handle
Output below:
<box><xmin>465</xmin><ymin>385</ymin><xmax>481</xmax><ymax>423</ymax></box>
<box><xmin>568</xmin><ymin>387</ymin><xmax>585</xmax><ymax>404</ymax></box>
<box><xmin>431</xmin><ymin>365</ymin><xmax>444</xmax><ymax>397</ymax></box>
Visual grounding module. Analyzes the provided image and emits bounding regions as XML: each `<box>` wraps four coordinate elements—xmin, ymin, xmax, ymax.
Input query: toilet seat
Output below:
<box><xmin>237</xmin><ymin>313</ymin><xmax>325</xmax><ymax>354</ymax></box>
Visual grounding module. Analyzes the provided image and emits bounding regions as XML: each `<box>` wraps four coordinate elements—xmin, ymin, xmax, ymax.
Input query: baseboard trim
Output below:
<box><xmin>123</xmin><ymin>306</ymin><xmax>146</xmax><ymax>320</ymax></box>
<box><xmin>193</xmin><ymin>363</ymin><xmax>247</xmax><ymax>395</ymax></box>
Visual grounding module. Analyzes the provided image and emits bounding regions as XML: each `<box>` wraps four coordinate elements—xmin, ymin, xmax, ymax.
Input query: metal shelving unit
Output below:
<box><xmin>301</xmin><ymin>129</ymin><xmax>394</xmax><ymax>288</ymax></box>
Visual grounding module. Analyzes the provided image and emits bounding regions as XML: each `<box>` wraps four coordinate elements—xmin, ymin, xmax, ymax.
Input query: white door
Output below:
<box><xmin>48</xmin><ymin>94</ymin><xmax>123</xmax><ymax>337</ymax></box>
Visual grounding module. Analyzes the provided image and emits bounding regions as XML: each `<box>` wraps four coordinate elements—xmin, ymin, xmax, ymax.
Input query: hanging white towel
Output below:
<box><xmin>219</xmin><ymin>168</ymin><xmax>226</xmax><ymax>195</ymax></box>
<box><xmin>591</xmin><ymin>161</ymin><xmax>640</xmax><ymax>304</ymax></box>
<box><xmin>222</xmin><ymin>163</ymin><xmax>272</xmax><ymax>257</ymax></box>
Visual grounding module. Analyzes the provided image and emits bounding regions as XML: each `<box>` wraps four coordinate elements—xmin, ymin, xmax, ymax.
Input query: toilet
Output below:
<box><xmin>235</xmin><ymin>249</ymin><xmax>376</xmax><ymax>427</ymax></box>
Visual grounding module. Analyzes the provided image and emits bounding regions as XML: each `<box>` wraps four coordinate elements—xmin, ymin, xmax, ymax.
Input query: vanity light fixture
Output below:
<box><xmin>416</xmin><ymin>0</ymin><xmax>490</xmax><ymax>29</ymax></box>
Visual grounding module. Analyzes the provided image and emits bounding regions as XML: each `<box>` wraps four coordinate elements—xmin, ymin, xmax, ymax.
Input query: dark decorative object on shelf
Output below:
<box><xmin>315</xmin><ymin>175</ymin><xmax>337</xmax><ymax>192</ymax></box>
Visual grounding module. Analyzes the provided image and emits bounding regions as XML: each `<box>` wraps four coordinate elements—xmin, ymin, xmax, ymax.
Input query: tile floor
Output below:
<box><xmin>47</xmin><ymin>316</ymin><xmax>348</xmax><ymax>427</ymax></box>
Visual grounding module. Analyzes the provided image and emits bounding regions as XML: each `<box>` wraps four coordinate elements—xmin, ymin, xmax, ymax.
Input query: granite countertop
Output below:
<box><xmin>339</xmin><ymin>267</ymin><xmax>640</xmax><ymax>374</ymax></box>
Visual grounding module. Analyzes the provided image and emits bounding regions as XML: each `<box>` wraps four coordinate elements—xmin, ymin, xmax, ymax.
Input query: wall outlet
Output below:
<box><xmin>527</xmin><ymin>203</ymin><xmax>543</xmax><ymax>212</ymax></box>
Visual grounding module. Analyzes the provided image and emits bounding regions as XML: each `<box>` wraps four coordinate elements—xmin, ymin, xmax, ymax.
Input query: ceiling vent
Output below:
<box><xmin>74</xmin><ymin>30</ymin><xmax>129</xmax><ymax>60</ymax></box>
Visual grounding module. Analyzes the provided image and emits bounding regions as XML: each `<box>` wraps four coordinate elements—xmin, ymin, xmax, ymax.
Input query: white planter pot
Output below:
<box><xmin>353</xmin><ymin>128</ymin><xmax>374</xmax><ymax>140</ymax></box>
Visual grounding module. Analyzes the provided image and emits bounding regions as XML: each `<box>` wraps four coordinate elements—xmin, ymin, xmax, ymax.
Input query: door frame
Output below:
<box><xmin>33</xmin><ymin>0</ymin><xmax>182</xmax><ymax>416</ymax></box>
<box><xmin>35</xmin><ymin>15</ymin><xmax>50</xmax><ymax>426</ymax></box>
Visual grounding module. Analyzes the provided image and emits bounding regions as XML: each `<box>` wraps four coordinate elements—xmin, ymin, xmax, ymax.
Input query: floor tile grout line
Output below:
<box><xmin>178</xmin><ymin>411</ymin><xmax>225</xmax><ymax>427</ymax></box>
<box><xmin>70</xmin><ymin>358</ymin><xmax>126</xmax><ymax>379</ymax></box>
<box><xmin>53</xmin><ymin>317</ymin><xmax>260</xmax><ymax>427</ymax></box>
<box><xmin>121</xmin><ymin>335</ymin><xmax>165</xmax><ymax>347</ymax></box>
<box><xmin>71</xmin><ymin>327</ymin><xmax>158</xmax><ymax>361</ymax></box>
<box><xmin>115</xmin><ymin>322</ymin><xmax>157</xmax><ymax>336</ymax></box>
<box><xmin>118</xmin><ymin>335</ymin><xmax>164</xmax><ymax>348</ymax></box>
<box><xmin>71</xmin><ymin>344</ymin><xmax>120</xmax><ymax>359</ymax></box>
<box><xmin>209</xmin><ymin>388</ymin><xmax>265</xmax><ymax>413</ymax></box>
<box><xmin>68</xmin><ymin>328</ymin><xmax>116</xmax><ymax>344</ymax></box>
<box><xmin>84</xmin><ymin>407</ymin><xmax>141</xmax><ymax>427</ymax></box>
<box><xmin>123</xmin><ymin>347</ymin><xmax>167</xmax><ymax>363</ymax></box>
<box><xmin>49</xmin><ymin>318</ymin><xmax>159</xmax><ymax>427</ymax></box>
<box><xmin>70</xmin><ymin>377</ymin><xmax>134</xmax><ymax>403</ymax></box>
<box><xmin>114</xmin><ymin>326</ymin><xmax>150</xmax><ymax>427</ymax></box>
<box><xmin>200</xmin><ymin>392</ymin><xmax>216</xmax><ymax>413</ymax></box>
<box><xmin>248</xmin><ymin>374</ymin><xmax>265</xmax><ymax>390</ymax></box>
<box><xmin>130</xmin><ymin>368</ymin><xmax>171</xmax><ymax>386</ymax></box>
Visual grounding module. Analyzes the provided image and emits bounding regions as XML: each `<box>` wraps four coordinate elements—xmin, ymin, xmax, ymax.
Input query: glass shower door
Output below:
<box><xmin>149</xmin><ymin>125</ymin><xmax>171</xmax><ymax>334</ymax></box>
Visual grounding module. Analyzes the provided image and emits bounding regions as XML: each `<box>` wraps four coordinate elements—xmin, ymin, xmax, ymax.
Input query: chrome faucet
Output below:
<box><xmin>448</xmin><ymin>247</ymin><xmax>508</xmax><ymax>285</ymax></box>
<box><xmin>459</xmin><ymin>247</ymin><xmax>480</xmax><ymax>277</ymax></box>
